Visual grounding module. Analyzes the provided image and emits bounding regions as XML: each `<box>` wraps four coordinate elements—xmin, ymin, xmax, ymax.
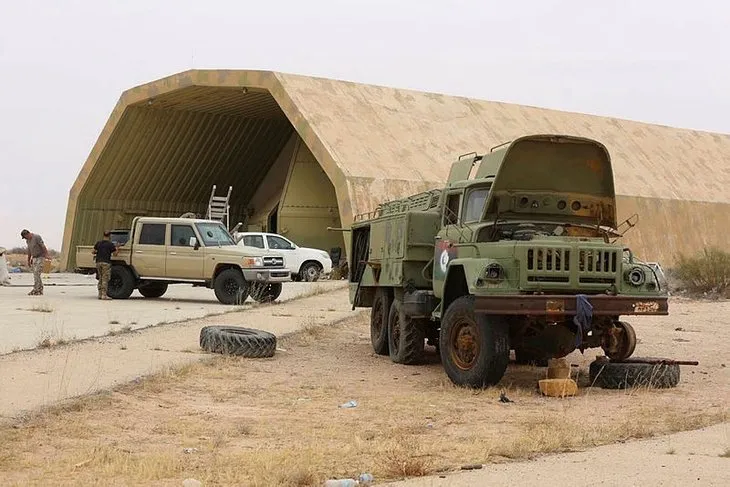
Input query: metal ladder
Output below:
<box><xmin>206</xmin><ymin>185</ymin><xmax>233</xmax><ymax>229</ymax></box>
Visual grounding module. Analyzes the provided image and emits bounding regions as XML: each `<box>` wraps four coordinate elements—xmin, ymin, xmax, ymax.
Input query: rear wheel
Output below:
<box><xmin>440</xmin><ymin>295</ymin><xmax>509</xmax><ymax>388</ymax></box>
<box><xmin>138</xmin><ymin>281</ymin><xmax>168</xmax><ymax>298</ymax></box>
<box><xmin>388</xmin><ymin>298</ymin><xmax>425</xmax><ymax>364</ymax></box>
<box><xmin>370</xmin><ymin>288</ymin><xmax>391</xmax><ymax>355</ymax></box>
<box><xmin>250</xmin><ymin>282</ymin><xmax>283</xmax><ymax>303</ymax></box>
<box><xmin>214</xmin><ymin>268</ymin><xmax>250</xmax><ymax>305</ymax></box>
<box><xmin>107</xmin><ymin>265</ymin><xmax>135</xmax><ymax>299</ymax></box>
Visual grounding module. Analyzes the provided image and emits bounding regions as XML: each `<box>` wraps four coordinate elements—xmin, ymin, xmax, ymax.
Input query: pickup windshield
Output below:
<box><xmin>195</xmin><ymin>222</ymin><xmax>235</xmax><ymax>246</ymax></box>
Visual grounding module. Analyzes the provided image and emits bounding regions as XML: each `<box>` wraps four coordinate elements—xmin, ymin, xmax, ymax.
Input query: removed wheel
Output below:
<box><xmin>250</xmin><ymin>282</ymin><xmax>283</xmax><ymax>303</ymax></box>
<box><xmin>300</xmin><ymin>262</ymin><xmax>322</xmax><ymax>282</ymax></box>
<box><xmin>107</xmin><ymin>265</ymin><xmax>135</xmax><ymax>299</ymax></box>
<box><xmin>388</xmin><ymin>298</ymin><xmax>425</xmax><ymax>364</ymax></box>
<box><xmin>214</xmin><ymin>268</ymin><xmax>250</xmax><ymax>305</ymax></box>
<box><xmin>199</xmin><ymin>326</ymin><xmax>276</xmax><ymax>358</ymax></box>
<box><xmin>138</xmin><ymin>281</ymin><xmax>168</xmax><ymax>298</ymax></box>
<box><xmin>440</xmin><ymin>295</ymin><xmax>510</xmax><ymax>388</ymax></box>
<box><xmin>370</xmin><ymin>288</ymin><xmax>391</xmax><ymax>355</ymax></box>
<box><xmin>589</xmin><ymin>357</ymin><xmax>680</xmax><ymax>389</ymax></box>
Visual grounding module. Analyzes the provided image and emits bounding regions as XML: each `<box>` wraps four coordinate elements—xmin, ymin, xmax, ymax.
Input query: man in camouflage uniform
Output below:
<box><xmin>93</xmin><ymin>230</ymin><xmax>117</xmax><ymax>300</ymax></box>
<box><xmin>21</xmin><ymin>229</ymin><xmax>49</xmax><ymax>296</ymax></box>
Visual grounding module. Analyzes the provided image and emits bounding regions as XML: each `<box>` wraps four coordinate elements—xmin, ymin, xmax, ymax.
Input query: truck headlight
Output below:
<box><xmin>242</xmin><ymin>257</ymin><xmax>264</xmax><ymax>268</ymax></box>
<box><xmin>625</xmin><ymin>267</ymin><xmax>645</xmax><ymax>286</ymax></box>
<box><xmin>484</xmin><ymin>263</ymin><xmax>505</xmax><ymax>281</ymax></box>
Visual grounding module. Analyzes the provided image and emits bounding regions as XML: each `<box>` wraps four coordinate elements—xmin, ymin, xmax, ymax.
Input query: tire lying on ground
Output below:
<box><xmin>199</xmin><ymin>326</ymin><xmax>276</xmax><ymax>358</ymax></box>
<box><xmin>589</xmin><ymin>357</ymin><xmax>680</xmax><ymax>389</ymax></box>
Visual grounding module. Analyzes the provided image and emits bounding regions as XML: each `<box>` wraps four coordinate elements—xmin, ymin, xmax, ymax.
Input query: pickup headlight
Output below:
<box><xmin>625</xmin><ymin>267</ymin><xmax>646</xmax><ymax>286</ymax></box>
<box><xmin>242</xmin><ymin>257</ymin><xmax>264</xmax><ymax>268</ymax></box>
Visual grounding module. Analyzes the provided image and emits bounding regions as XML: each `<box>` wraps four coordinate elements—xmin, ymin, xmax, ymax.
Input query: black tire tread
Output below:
<box><xmin>388</xmin><ymin>299</ymin><xmax>425</xmax><ymax>365</ymax></box>
<box><xmin>589</xmin><ymin>357</ymin><xmax>680</xmax><ymax>389</ymax></box>
<box><xmin>108</xmin><ymin>265</ymin><xmax>135</xmax><ymax>299</ymax></box>
<box><xmin>138</xmin><ymin>282</ymin><xmax>168</xmax><ymax>298</ymax></box>
<box><xmin>199</xmin><ymin>326</ymin><xmax>276</xmax><ymax>358</ymax></box>
<box><xmin>370</xmin><ymin>288</ymin><xmax>390</xmax><ymax>355</ymax></box>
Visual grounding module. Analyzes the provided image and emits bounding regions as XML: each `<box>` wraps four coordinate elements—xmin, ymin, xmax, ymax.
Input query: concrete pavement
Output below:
<box><xmin>0</xmin><ymin>273</ymin><xmax>346</xmax><ymax>354</ymax></box>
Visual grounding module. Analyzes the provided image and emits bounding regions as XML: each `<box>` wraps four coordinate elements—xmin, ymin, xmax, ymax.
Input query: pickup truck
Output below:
<box><xmin>75</xmin><ymin>216</ymin><xmax>291</xmax><ymax>304</ymax></box>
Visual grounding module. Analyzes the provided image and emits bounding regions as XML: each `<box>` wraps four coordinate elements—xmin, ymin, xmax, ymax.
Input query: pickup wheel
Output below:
<box><xmin>107</xmin><ymin>265</ymin><xmax>135</xmax><ymax>300</ymax></box>
<box><xmin>440</xmin><ymin>296</ymin><xmax>509</xmax><ymax>388</ymax></box>
<box><xmin>214</xmin><ymin>268</ymin><xmax>250</xmax><ymax>305</ymax></box>
<box><xmin>300</xmin><ymin>262</ymin><xmax>322</xmax><ymax>282</ymax></box>
<box><xmin>388</xmin><ymin>298</ymin><xmax>425</xmax><ymax>365</ymax></box>
<box><xmin>370</xmin><ymin>288</ymin><xmax>391</xmax><ymax>355</ymax></box>
<box><xmin>250</xmin><ymin>282</ymin><xmax>283</xmax><ymax>303</ymax></box>
<box><xmin>138</xmin><ymin>282</ymin><xmax>168</xmax><ymax>298</ymax></box>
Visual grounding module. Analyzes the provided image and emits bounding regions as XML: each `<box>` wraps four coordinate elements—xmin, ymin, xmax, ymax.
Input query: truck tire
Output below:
<box><xmin>107</xmin><ymin>265</ymin><xmax>135</xmax><ymax>300</ymax></box>
<box><xmin>388</xmin><ymin>298</ymin><xmax>425</xmax><ymax>365</ymax></box>
<box><xmin>138</xmin><ymin>281</ymin><xmax>168</xmax><ymax>298</ymax></box>
<box><xmin>199</xmin><ymin>326</ymin><xmax>276</xmax><ymax>358</ymax></box>
<box><xmin>300</xmin><ymin>262</ymin><xmax>321</xmax><ymax>282</ymax></box>
<box><xmin>370</xmin><ymin>288</ymin><xmax>391</xmax><ymax>355</ymax></box>
<box><xmin>250</xmin><ymin>282</ymin><xmax>283</xmax><ymax>303</ymax></box>
<box><xmin>440</xmin><ymin>295</ymin><xmax>510</xmax><ymax>388</ymax></box>
<box><xmin>589</xmin><ymin>357</ymin><xmax>680</xmax><ymax>389</ymax></box>
<box><xmin>214</xmin><ymin>268</ymin><xmax>250</xmax><ymax>305</ymax></box>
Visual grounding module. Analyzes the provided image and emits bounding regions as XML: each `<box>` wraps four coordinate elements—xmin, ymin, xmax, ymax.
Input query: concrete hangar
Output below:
<box><xmin>62</xmin><ymin>69</ymin><xmax>730</xmax><ymax>270</ymax></box>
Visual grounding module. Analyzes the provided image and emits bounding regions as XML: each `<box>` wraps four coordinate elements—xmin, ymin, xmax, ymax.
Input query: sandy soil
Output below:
<box><xmin>0</xmin><ymin>297</ymin><xmax>727</xmax><ymax>486</ymax></box>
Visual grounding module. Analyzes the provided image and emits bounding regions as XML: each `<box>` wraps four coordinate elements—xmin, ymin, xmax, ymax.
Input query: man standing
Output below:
<box><xmin>92</xmin><ymin>230</ymin><xmax>117</xmax><ymax>300</ymax></box>
<box><xmin>21</xmin><ymin>229</ymin><xmax>49</xmax><ymax>296</ymax></box>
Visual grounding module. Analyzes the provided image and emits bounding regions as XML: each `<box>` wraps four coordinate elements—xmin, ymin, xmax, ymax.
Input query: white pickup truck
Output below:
<box><xmin>234</xmin><ymin>232</ymin><xmax>333</xmax><ymax>282</ymax></box>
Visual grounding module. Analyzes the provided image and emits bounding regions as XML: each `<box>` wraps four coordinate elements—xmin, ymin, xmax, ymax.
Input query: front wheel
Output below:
<box><xmin>602</xmin><ymin>321</ymin><xmax>637</xmax><ymax>361</ymax></box>
<box><xmin>214</xmin><ymin>268</ymin><xmax>250</xmax><ymax>305</ymax></box>
<box><xmin>300</xmin><ymin>262</ymin><xmax>322</xmax><ymax>282</ymax></box>
<box><xmin>250</xmin><ymin>282</ymin><xmax>283</xmax><ymax>303</ymax></box>
<box><xmin>107</xmin><ymin>265</ymin><xmax>135</xmax><ymax>299</ymax></box>
<box><xmin>440</xmin><ymin>295</ymin><xmax>510</xmax><ymax>388</ymax></box>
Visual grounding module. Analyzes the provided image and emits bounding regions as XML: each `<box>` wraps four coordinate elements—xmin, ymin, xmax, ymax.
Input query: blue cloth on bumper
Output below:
<box><xmin>573</xmin><ymin>294</ymin><xmax>593</xmax><ymax>350</ymax></box>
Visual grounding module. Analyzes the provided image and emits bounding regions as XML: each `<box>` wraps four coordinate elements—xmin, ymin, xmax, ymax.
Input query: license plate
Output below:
<box><xmin>546</xmin><ymin>299</ymin><xmax>565</xmax><ymax>313</ymax></box>
<box><xmin>633</xmin><ymin>301</ymin><xmax>660</xmax><ymax>313</ymax></box>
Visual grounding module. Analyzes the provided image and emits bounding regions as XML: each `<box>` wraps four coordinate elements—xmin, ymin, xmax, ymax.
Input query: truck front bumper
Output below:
<box><xmin>242</xmin><ymin>268</ymin><xmax>292</xmax><ymax>283</ymax></box>
<box><xmin>472</xmin><ymin>294</ymin><xmax>668</xmax><ymax>316</ymax></box>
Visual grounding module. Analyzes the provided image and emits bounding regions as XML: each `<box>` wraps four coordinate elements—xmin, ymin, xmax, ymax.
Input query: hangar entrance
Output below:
<box><xmin>67</xmin><ymin>86</ymin><xmax>344</xmax><ymax>269</ymax></box>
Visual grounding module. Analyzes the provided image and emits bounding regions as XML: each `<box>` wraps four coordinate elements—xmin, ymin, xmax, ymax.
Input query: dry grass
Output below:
<box><xmin>0</xmin><ymin>312</ymin><xmax>727</xmax><ymax>485</ymax></box>
<box><xmin>28</xmin><ymin>303</ymin><xmax>54</xmax><ymax>313</ymax></box>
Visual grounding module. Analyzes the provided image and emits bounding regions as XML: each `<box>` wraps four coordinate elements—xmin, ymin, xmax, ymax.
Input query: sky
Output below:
<box><xmin>1</xmin><ymin>0</ymin><xmax>728</xmax><ymax>252</ymax></box>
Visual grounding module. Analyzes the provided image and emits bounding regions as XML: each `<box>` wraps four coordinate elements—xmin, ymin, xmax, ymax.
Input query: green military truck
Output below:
<box><xmin>76</xmin><ymin>216</ymin><xmax>291</xmax><ymax>305</ymax></box>
<box><xmin>348</xmin><ymin>134</ymin><xmax>668</xmax><ymax>388</ymax></box>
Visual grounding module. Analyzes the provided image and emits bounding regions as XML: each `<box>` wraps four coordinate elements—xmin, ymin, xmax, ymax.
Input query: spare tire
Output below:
<box><xmin>589</xmin><ymin>357</ymin><xmax>680</xmax><ymax>389</ymax></box>
<box><xmin>199</xmin><ymin>326</ymin><xmax>276</xmax><ymax>358</ymax></box>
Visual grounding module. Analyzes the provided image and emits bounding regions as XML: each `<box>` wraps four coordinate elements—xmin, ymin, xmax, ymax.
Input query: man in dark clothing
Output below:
<box><xmin>93</xmin><ymin>231</ymin><xmax>118</xmax><ymax>300</ymax></box>
<box><xmin>21</xmin><ymin>229</ymin><xmax>49</xmax><ymax>296</ymax></box>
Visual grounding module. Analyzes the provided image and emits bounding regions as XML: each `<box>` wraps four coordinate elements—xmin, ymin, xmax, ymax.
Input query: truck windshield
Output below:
<box><xmin>464</xmin><ymin>186</ymin><xmax>491</xmax><ymax>223</ymax></box>
<box><xmin>194</xmin><ymin>222</ymin><xmax>235</xmax><ymax>246</ymax></box>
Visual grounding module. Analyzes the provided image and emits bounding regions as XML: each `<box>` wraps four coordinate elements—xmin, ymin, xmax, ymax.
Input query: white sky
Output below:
<box><xmin>1</xmin><ymin>0</ymin><xmax>728</xmax><ymax>251</ymax></box>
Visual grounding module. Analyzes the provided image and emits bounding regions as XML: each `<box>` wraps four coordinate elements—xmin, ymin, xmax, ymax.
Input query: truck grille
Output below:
<box><xmin>263</xmin><ymin>256</ymin><xmax>284</xmax><ymax>268</ymax></box>
<box><xmin>525</xmin><ymin>246</ymin><xmax>618</xmax><ymax>286</ymax></box>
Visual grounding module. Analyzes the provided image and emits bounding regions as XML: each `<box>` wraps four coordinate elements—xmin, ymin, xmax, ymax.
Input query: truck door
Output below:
<box><xmin>133</xmin><ymin>222</ymin><xmax>167</xmax><ymax>277</ymax></box>
<box><xmin>433</xmin><ymin>191</ymin><xmax>463</xmax><ymax>296</ymax></box>
<box><xmin>166</xmin><ymin>224</ymin><xmax>205</xmax><ymax>280</ymax></box>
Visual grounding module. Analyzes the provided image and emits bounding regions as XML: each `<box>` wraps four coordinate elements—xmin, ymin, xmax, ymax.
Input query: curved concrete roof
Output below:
<box><xmin>63</xmin><ymin>69</ymin><xmax>730</xmax><ymax>268</ymax></box>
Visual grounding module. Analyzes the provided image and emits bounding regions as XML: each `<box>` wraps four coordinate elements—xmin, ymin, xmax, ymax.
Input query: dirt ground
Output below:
<box><xmin>0</xmin><ymin>297</ymin><xmax>728</xmax><ymax>486</ymax></box>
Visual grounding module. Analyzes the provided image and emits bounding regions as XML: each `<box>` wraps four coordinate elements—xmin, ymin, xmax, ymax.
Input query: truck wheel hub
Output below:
<box><xmin>451</xmin><ymin>321</ymin><xmax>480</xmax><ymax>370</ymax></box>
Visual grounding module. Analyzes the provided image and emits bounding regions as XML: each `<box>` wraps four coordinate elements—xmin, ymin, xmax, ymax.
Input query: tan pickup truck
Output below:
<box><xmin>75</xmin><ymin>217</ymin><xmax>290</xmax><ymax>304</ymax></box>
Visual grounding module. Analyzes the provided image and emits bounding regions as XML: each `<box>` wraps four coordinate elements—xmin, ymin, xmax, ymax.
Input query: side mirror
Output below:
<box><xmin>190</xmin><ymin>237</ymin><xmax>200</xmax><ymax>250</ymax></box>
